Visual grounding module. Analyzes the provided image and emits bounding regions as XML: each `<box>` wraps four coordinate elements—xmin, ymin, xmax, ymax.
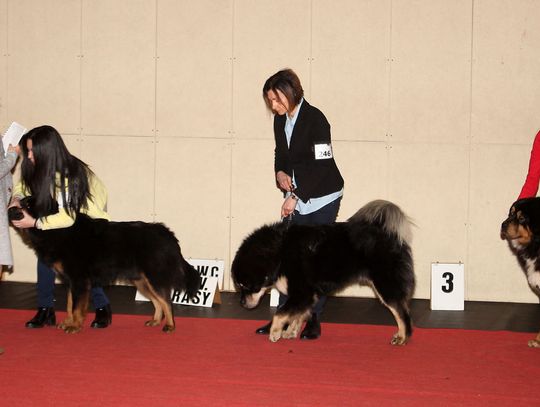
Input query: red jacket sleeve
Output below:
<box><xmin>518</xmin><ymin>130</ymin><xmax>540</xmax><ymax>199</ymax></box>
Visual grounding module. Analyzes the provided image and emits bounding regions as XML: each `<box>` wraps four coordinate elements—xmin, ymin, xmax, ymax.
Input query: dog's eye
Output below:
<box><xmin>518</xmin><ymin>216</ymin><xmax>527</xmax><ymax>225</ymax></box>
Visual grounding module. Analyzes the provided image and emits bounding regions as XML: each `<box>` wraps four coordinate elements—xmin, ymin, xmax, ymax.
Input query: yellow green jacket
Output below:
<box><xmin>12</xmin><ymin>173</ymin><xmax>110</xmax><ymax>230</ymax></box>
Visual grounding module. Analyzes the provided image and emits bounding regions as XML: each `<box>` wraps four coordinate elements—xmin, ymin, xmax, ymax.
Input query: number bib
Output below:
<box><xmin>314</xmin><ymin>143</ymin><xmax>333</xmax><ymax>160</ymax></box>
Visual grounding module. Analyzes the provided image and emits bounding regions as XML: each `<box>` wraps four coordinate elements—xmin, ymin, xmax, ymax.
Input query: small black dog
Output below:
<box><xmin>9</xmin><ymin>197</ymin><xmax>200</xmax><ymax>333</ymax></box>
<box><xmin>232</xmin><ymin>200</ymin><xmax>416</xmax><ymax>345</ymax></box>
<box><xmin>501</xmin><ymin>197</ymin><xmax>540</xmax><ymax>347</ymax></box>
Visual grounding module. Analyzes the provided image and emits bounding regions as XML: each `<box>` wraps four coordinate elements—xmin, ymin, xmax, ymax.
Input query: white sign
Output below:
<box><xmin>431</xmin><ymin>262</ymin><xmax>464</xmax><ymax>311</ymax></box>
<box><xmin>314</xmin><ymin>143</ymin><xmax>333</xmax><ymax>160</ymax></box>
<box><xmin>270</xmin><ymin>288</ymin><xmax>280</xmax><ymax>307</ymax></box>
<box><xmin>135</xmin><ymin>259</ymin><xmax>224</xmax><ymax>308</ymax></box>
<box><xmin>2</xmin><ymin>122</ymin><xmax>26</xmax><ymax>156</ymax></box>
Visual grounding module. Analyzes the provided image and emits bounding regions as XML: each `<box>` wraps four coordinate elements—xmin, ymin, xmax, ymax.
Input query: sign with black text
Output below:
<box><xmin>135</xmin><ymin>259</ymin><xmax>224</xmax><ymax>308</ymax></box>
<box><xmin>430</xmin><ymin>262</ymin><xmax>464</xmax><ymax>310</ymax></box>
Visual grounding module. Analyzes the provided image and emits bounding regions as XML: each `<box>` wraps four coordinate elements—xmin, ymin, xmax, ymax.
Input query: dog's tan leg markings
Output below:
<box><xmin>386</xmin><ymin>304</ymin><xmax>408</xmax><ymax>346</ymax></box>
<box><xmin>269</xmin><ymin>314</ymin><xmax>289</xmax><ymax>342</ymax></box>
<box><xmin>50</xmin><ymin>262</ymin><xmax>73</xmax><ymax>330</ymax></box>
<box><xmin>134</xmin><ymin>278</ymin><xmax>164</xmax><ymax>327</ymax></box>
<box><xmin>282</xmin><ymin>318</ymin><xmax>303</xmax><ymax>339</ymax></box>
<box><xmin>158</xmin><ymin>293</ymin><xmax>175</xmax><ymax>333</ymax></box>
<box><xmin>270</xmin><ymin>309</ymin><xmax>311</xmax><ymax>341</ymax></box>
<box><xmin>136</xmin><ymin>276</ymin><xmax>175</xmax><ymax>333</ymax></box>
<box><xmin>528</xmin><ymin>332</ymin><xmax>540</xmax><ymax>348</ymax></box>
<box><xmin>371</xmin><ymin>284</ymin><xmax>409</xmax><ymax>345</ymax></box>
<box><xmin>58</xmin><ymin>289</ymin><xmax>74</xmax><ymax>330</ymax></box>
<box><xmin>63</xmin><ymin>285</ymin><xmax>90</xmax><ymax>334</ymax></box>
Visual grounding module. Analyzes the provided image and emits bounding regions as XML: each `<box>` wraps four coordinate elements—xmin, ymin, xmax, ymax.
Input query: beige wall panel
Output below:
<box><xmin>388</xmin><ymin>143</ymin><xmax>469</xmax><ymax>299</ymax></box>
<box><xmin>61</xmin><ymin>133</ymin><xmax>82</xmax><ymax>157</ymax></box>
<box><xmin>0</xmin><ymin>0</ymin><xmax>6</xmax><ymax>128</ymax></box>
<box><xmin>156</xmin><ymin>0</ymin><xmax>232</xmax><ymax>139</ymax></box>
<box><xmin>7</xmin><ymin>0</ymin><xmax>80</xmax><ymax>132</ymax></box>
<box><xmin>472</xmin><ymin>0</ymin><xmax>540</xmax><ymax>144</ymax></box>
<box><xmin>311</xmin><ymin>0</ymin><xmax>390</xmax><ymax>142</ymax></box>
<box><xmin>81</xmin><ymin>0</ymin><xmax>155</xmax><ymax>136</ymax></box>
<box><xmin>468</xmin><ymin>144</ymin><xmax>537</xmax><ymax>302</ymax></box>
<box><xmin>155</xmin><ymin>138</ymin><xmax>231</xmax><ymax>277</ymax></box>
<box><xmin>391</xmin><ymin>0</ymin><xmax>471</xmax><ymax>144</ymax></box>
<box><xmin>333</xmin><ymin>141</ymin><xmax>389</xmax><ymax>221</ymax></box>
<box><xmin>233</xmin><ymin>0</ymin><xmax>311</xmax><ymax>140</ymax></box>
<box><xmin>79</xmin><ymin>135</ymin><xmax>155</xmax><ymax>222</ymax></box>
<box><xmin>229</xmin><ymin>138</ymin><xmax>282</xmax><ymax>289</ymax></box>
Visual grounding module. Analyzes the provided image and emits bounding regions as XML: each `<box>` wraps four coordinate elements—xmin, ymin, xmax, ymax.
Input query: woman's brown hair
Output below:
<box><xmin>262</xmin><ymin>68</ymin><xmax>304</xmax><ymax>114</ymax></box>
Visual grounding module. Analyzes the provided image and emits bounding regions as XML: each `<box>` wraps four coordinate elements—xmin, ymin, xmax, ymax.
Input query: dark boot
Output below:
<box><xmin>25</xmin><ymin>307</ymin><xmax>56</xmax><ymax>328</ymax></box>
<box><xmin>90</xmin><ymin>304</ymin><xmax>112</xmax><ymax>328</ymax></box>
<box><xmin>255</xmin><ymin>321</ymin><xmax>272</xmax><ymax>335</ymax></box>
<box><xmin>300</xmin><ymin>314</ymin><xmax>321</xmax><ymax>340</ymax></box>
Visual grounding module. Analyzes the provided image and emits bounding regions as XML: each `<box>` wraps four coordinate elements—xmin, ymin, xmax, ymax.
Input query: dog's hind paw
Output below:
<box><xmin>528</xmin><ymin>339</ymin><xmax>540</xmax><ymax>348</ymax></box>
<box><xmin>162</xmin><ymin>325</ymin><xmax>175</xmax><ymax>333</ymax></box>
<box><xmin>390</xmin><ymin>334</ymin><xmax>408</xmax><ymax>346</ymax></box>
<box><xmin>145</xmin><ymin>319</ymin><xmax>160</xmax><ymax>327</ymax></box>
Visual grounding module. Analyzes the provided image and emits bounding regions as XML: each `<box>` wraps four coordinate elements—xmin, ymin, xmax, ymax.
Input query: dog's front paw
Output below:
<box><xmin>282</xmin><ymin>321</ymin><xmax>301</xmax><ymax>339</ymax></box>
<box><xmin>390</xmin><ymin>333</ymin><xmax>408</xmax><ymax>346</ymax></box>
<box><xmin>162</xmin><ymin>325</ymin><xmax>175</xmax><ymax>333</ymax></box>
<box><xmin>528</xmin><ymin>339</ymin><xmax>540</xmax><ymax>348</ymax></box>
<box><xmin>57</xmin><ymin>318</ymin><xmax>73</xmax><ymax>330</ymax></box>
<box><xmin>269</xmin><ymin>328</ymin><xmax>282</xmax><ymax>342</ymax></box>
<box><xmin>63</xmin><ymin>325</ymin><xmax>82</xmax><ymax>334</ymax></box>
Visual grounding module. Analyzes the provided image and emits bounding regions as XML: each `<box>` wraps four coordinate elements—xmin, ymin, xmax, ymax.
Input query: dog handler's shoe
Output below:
<box><xmin>300</xmin><ymin>315</ymin><xmax>321</xmax><ymax>340</ymax></box>
<box><xmin>255</xmin><ymin>321</ymin><xmax>272</xmax><ymax>335</ymax></box>
<box><xmin>25</xmin><ymin>307</ymin><xmax>56</xmax><ymax>328</ymax></box>
<box><xmin>90</xmin><ymin>304</ymin><xmax>112</xmax><ymax>328</ymax></box>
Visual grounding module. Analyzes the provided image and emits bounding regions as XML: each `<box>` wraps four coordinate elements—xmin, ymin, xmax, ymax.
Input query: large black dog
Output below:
<box><xmin>232</xmin><ymin>199</ymin><xmax>415</xmax><ymax>345</ymax></box>
<box><xmin>501</xmin><ymin>197</ymin><xmax>540</xmax><ymax>347</ymax></box>
<box><xmin>9</xmin><ymin>198</ymin><xmax>200</xmax><ymax>334</ymax></box>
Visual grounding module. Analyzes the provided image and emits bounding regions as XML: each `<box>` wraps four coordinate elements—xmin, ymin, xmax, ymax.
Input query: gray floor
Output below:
<box><xmin>1</xmin><ymin>281</ymin><xmax>539</xmax><ymax>332</ymax></box>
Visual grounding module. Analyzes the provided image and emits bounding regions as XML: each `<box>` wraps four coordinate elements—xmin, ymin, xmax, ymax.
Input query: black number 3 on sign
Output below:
<box><xmin>442</xmin><ymin>272</ymin><xmax>454</xmax><ymax>293</ymax></box>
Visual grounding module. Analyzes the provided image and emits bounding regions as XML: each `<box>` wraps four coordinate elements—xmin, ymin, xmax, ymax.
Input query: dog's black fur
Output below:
<box><xmin>501</xmin><ymin>197</ymin><xmax>540</xmax><ymax>347</ymax></box>
<box><xmin>9</xmin><ymin>197</ymin><xmax>200</xmax><ymax>333</ymax></box>
<box><xmin>232</xmin><ymin>199</ymin><xmax>415</xmax><ymax>345</ymax></box>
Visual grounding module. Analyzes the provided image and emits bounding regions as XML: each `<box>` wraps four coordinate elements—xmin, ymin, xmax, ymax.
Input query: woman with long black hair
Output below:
<box><xmin>10</xmin><ymin>125</ymin><xmax>112</xmax><ymax>329</ymax></box>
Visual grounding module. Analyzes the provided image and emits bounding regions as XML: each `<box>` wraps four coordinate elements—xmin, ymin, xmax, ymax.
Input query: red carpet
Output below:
<box><xmin>0</xmin><ymin>309</ymin><xmax>538</xmax><ymax>406</ymax></box>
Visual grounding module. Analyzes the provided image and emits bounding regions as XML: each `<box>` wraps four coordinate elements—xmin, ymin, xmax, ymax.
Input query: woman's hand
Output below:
<box><xmin>281</xmin><ymin>195</ymin><xmax>298</xmax><ymax>218</ymax></box>
<box><xmin>276</xmin><ymin>171</ymin><xmax>293</xmax><ymax>192</ymax></box>
<box><xmin>11</xmin><ymin>210</ymin><xmax>37</xmax><ymax>229</ymax></box>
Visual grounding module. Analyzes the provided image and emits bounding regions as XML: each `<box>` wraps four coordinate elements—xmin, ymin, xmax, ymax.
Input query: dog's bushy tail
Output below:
<box><xmin>178</xmin><ymin>259</ymin><xmax>201</xmax><ymax>300</ymax></box>
<box><xmin>348</xmin><ymin>199</ymin><xmax>414</xmax><ymax>245</ymax></box>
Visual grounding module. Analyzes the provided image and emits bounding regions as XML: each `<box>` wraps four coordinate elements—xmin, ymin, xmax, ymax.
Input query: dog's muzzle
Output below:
<box><xmin>240</xmin><ymin>288</ymin><xmax>266</xmax><ymax>309</ymax></box>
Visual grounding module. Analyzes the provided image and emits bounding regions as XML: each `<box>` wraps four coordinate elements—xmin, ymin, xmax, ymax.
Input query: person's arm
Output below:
<box><xmin>273</xmin><ymin>115</ymin><xmax>293</xmax><ymax>192</ymax></box>
<box><xmin>518</xmin><ymin>130</ymin><xmax>540</xmax><ymax>199</ymax></box>
<box><xmin>0</xmin><ymin>146</ymin><xmax>17</xmax><ymax>179</ymax></box>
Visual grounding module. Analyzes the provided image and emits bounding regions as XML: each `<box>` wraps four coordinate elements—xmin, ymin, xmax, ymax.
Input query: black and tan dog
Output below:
<box><xmin>9</xmin><ymin>198</ymin><xmax>200</xmax><ymax>334</ymax></box>
<box><xmin>501</xmin><ymin>197</ymin><xmax>540</xmax><ymax>347</ymax></box>
<box><xmin>232</xmin><ymin>200</ymin><xmax>416</xmax><ymax>345</ymax></box>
